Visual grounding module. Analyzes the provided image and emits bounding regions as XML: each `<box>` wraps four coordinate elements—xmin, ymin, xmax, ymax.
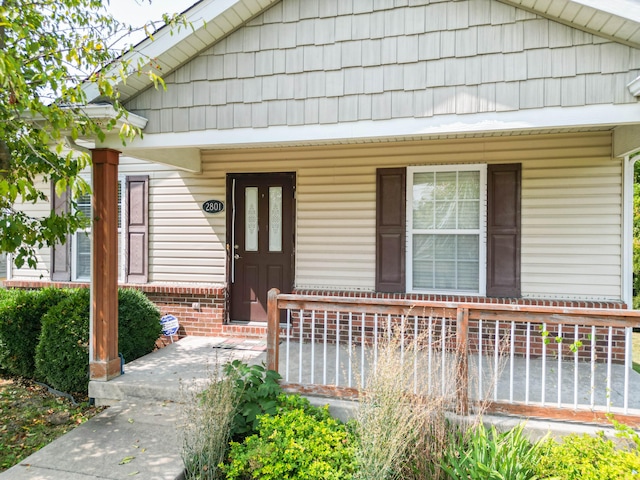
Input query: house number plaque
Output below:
<box><xmin>202</xmin><ymin>199</ymin><xmax>225</xmax><ymax>214</ymax></box>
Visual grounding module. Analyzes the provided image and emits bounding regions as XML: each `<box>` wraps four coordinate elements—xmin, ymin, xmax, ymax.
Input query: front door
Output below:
<box><xmin>228</xmin><ymin>173</ymin><xmax>295</xmax><ymax>322</ymax></box>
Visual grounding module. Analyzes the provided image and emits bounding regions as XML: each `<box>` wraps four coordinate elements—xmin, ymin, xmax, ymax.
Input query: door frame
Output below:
<box><xmin>225</xmin><ymin>172</ymin><xmax>296</xmax><ymax>323</ymax></box>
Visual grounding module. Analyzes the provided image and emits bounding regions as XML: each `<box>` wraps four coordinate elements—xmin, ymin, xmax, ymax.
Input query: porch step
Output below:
<box><xmin>89</xmin><ymin>336</ymin><xmax>267</xmax><ymax>406</ymax></box>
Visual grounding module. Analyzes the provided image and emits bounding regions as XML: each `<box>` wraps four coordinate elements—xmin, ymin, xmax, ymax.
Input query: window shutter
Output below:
<box><xmin>486</xmin><ymin>163</ymin><xmax>521</xmax><ymax>297</ymax></box>
<box><xmin>126</xmin><ymin>176</ymin><xmax>149</xmax><ymax>283</ymax></box>
<box><xmin>376</xmin><ymin>167</ymin><xmax>406</xmax><ymax>293</ymax></box>
<box><xmin>50</xmin><ymin>184</ymin><xmax>71</xmax><ymax>281</ymax></box>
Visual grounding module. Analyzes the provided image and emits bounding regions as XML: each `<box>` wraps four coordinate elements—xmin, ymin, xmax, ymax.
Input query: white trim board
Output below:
<box><xmin>101</xmin><ymin>103</ymin><xmax>639</xmax><ymax>153</ymax></box>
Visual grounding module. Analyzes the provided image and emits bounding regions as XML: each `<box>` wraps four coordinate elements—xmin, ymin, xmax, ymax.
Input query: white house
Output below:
<box><xmin>6</xmin><ymin>0</ymin><xmax>640</xmax><ymax>341</ymax></box>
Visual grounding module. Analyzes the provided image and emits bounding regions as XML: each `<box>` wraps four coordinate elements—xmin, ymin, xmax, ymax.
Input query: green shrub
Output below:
<box><xmin>35</xmin><ymin>288</ymin><xmax>162</xmax><ymax>394</ymax></box>
<box><xmin>117</xmin><ymin>288</ymin><xmax>161</xmax><ymax>363</ymax></box>
<box><xmin>441</xmin><ymin>422</ymin><xmax>541</xmax><ymax>480</ymax></box>
<box><xmin>221</xmin><ymin>404</ymin><xmax>357</xmax><ymax>480</ymax></box>
<box><xmin>224</xmin><ymin>360</ymin><xmax>283</xmax><ymax>440</ymax></box>
<box><xmin>35</xmin><ymin>288</ymin><xmax>91</xmax><ymax>393</ymax></box>
<box><xmin>0</xmin><ymin>288</ymin><xmax>69</xmax><ymax>378</ymax></box>
<box><xmin>536</xmin><ymin>430</ymin><xmax>640</xmax><ymax>480</ymax></box>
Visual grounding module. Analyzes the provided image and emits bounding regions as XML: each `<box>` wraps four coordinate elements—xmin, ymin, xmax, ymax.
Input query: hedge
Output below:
<box><xmin>0</xmin><ymin>288</ymin><xmax>70</xmax><ymax>378</ymax></box>
<box><xmin>34</xmin><ymin>288</ymin><xmax>161</xmax><ymax>394</ymax></box>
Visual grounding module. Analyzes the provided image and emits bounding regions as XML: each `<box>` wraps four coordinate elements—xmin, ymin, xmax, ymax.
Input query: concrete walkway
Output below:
<box><xmin>0</xmin><ymin>337</ymin><xmax>268</xmax><ymax>480</ymax></box>
<box><xmin>2</xmin><ymin>336</ymin><xmax>638</xmax><ymax>479</ymax></box>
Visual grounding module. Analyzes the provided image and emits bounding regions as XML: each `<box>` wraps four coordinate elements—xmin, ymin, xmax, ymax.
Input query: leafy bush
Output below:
<box><xmin>224</xmin><ymin>360</ymin><xmax>282</xmax><ymax>440</ymax></box>
<box><xmin>221</xmin><ymin>403</ymin><xmax>357</xmax><ymax>480</ymax></box>
<box><xmin>441</xmin><ymin>422</ymin><xmax>541</xmax><ymax>480</ymax></box>
<box><xmin>0</xmin><ymin>288</ymin><xmax>69</xmax><ymax>378</ymax></box>
<box><xmin>35</xmin><ymin>288</ymin><xmax>161</xmax><ymax>394</ymax></box>
<box><xmin>35</xmin><ymin>288</ymin><xmax>91</xmax><ymax>393</ymax></box>
<box><xmin>536</xmin><ymin>429</ymin><xmax>640</xmax><ymax>480</ymax></box>
<box><xmin>117</xmin><ymin>288</ymin><xmax>161</xmax><ymax>363</ymax></box>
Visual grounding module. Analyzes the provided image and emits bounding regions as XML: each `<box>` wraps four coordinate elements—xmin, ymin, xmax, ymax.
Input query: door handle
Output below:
<box><xmin>234</xmin><ymin>254</ymin><xmax>242</xmax><ymax>260</ymax></box>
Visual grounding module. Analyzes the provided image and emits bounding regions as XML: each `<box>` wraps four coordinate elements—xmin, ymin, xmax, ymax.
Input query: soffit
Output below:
<box><xmin>497</xmin><ymin>0</ymin><xmax>640</xmax><ymax>48</ymax></box>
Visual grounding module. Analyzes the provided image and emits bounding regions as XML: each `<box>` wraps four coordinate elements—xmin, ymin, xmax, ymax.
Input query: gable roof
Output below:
<box><xmin>85</xmin><ymin>0</ymin><xmax>640</xmax><ymax>105</ymax></box>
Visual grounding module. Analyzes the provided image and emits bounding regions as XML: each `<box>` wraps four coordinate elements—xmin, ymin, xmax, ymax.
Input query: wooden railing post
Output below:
<box><xmin>456</xmin><ymin>307</ymin><xmax>469</xmax><ymax>415</ymax></box>
<box><xmin>267</xmin><ymin>288</ymin><xmax>281</xmax><ymax>373</ymax></box>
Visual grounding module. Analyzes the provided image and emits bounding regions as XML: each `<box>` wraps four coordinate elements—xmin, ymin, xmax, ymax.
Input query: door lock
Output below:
<box><xmin>234</xmin><ymin>254</ymin><xmax>241</xmax><ymax>260</ymax></box>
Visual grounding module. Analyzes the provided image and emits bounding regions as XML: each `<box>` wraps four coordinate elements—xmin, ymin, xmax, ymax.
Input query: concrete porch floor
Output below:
<box><xmin>3</xmin><ymin>336</ymin><xmax>640</xmax><ymax>480</ymax></box>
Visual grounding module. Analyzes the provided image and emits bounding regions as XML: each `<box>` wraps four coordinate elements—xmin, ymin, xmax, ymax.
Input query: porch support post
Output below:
<box><xmin>266</xmin><ymin>288</ymin><xmax>280</xmax><ymax>373</ymax></box>
<box><xmin>456</xmin><ymin>307</ymin><xmax>469</xmax><ymax>416</ymax></box>
<box><xmin>89</xmin><ymin>148</ymin><xmax>121</xmax><ymax>381</ymax></box>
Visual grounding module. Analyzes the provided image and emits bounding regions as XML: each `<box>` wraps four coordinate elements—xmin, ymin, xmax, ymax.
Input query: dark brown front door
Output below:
<box><xmin>229</xmin><ymin>173</ymin><xmax>295</xmax><ymax>322</ymax></box>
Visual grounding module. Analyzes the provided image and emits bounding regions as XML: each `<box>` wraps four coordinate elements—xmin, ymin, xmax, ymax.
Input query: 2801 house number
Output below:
<box><xmin>202</xmin><ymin>199</ymin><xmax>225</xmax><ymax>214</ymax></box>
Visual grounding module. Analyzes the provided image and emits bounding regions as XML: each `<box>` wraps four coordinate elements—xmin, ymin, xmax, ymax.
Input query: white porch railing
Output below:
<box><xmin>266</xmin><ymin>289</ymin><xmax>640</xmax><ymax>425</ymax></box>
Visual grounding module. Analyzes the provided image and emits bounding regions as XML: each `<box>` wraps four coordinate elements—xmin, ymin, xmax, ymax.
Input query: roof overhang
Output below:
<box><xmin>497</xmin><ymin>0</ymin><xmax>640</xmax><ymax>48</ymax></box>
<box><xmin>97</xmin><ymin>103</ymin><xmax>638</xmax><ymax>154</ymax></box>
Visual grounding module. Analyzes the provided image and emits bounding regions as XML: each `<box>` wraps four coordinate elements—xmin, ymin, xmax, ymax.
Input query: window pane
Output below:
<box><xmin>269</xmin><ymin>187</ymin><xmax>282</xmax><ymax>252</ymax></box>
<box><xmin>412</xmin><ymin>234</ymin><xmax>434</xmax><ymax>289</ymax></box>
<box><xmin>117</xmin><ymin>182</ymin><xmax>122</xmax><ymax>229</ymax></box>
<box><xmin>412</xmin><ymin>172</ymin><xmax>434</xmax><ymax>229</ymax></box>
<box><xmin>0</xmin><ymin>253</ymin><xmax>6</xmax><ymax>279</ymax></box>
<box><xmin>76</xmin><ymin>232</ymin><xmax>91</xmax><ymax>279</ymax></box>
<box><xmin>435</xmin><ymin>172</ymin><xmax>457</xmax><ymax>200</ymax></box>
<box><xmin>458</xmin><ymin>171</ymin><xmax>480</xmax><ymax>199</ymax></box>
<box><xmin>245</xmin><ymin>187</ymin><xmax>258</xmax><ymax>252</ymax></box>
<box><xmin>457</xmin><ymin>235</ymin><xmax>479</xmax><ymax>290</ymax></box>
<box><xmin>77</xmin><ymin>194</ymin><xmax>91</xmax><ymax>218</ymax></box>
<box><xmin>458</xmin><ymin>201</ymin><xmax>479</xmax><ymax>229</ymax></box>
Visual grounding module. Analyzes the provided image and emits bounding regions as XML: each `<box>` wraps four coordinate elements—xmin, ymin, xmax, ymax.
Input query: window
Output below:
<box><xmin>407</xmin><ymin>165</ymin><xmax>487</xmax><ymax>294</ymax></box>
<box><xmin>71</xmin><ymin>177</ymin><xmax>126</xmax><ymax>282</ymax></box>
<box><xmin>376</xmin><ymin>165</ymin><xmax>520</xmax><ymax>297</ymax></box>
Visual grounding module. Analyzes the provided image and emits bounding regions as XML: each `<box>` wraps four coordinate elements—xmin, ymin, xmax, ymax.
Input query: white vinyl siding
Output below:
<box><xmin>8</xmin><ymin>132</ymin><xmax>623</xmax><ymax>302</ymax></box>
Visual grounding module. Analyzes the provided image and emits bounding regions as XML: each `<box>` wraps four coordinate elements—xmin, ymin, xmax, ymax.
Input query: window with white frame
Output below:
<box><xmin>407</xmin><ymin>165</ymin><xmax>487</xmax><ymax>294</ymax></box>
<box><xmin>72</xmin><ymin>177</ymin><xmax>126</xmax><ymax>281</ymax></box>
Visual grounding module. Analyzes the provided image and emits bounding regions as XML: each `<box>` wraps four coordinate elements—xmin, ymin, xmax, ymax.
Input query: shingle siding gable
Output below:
<box><xmin>126</xmin><ymin>0</ymin><xmax>640</xmax><ymax>134</ymax></box>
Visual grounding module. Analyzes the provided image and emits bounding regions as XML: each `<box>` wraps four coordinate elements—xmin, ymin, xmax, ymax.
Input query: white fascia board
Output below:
<box><xmin>28</xmin><ymin>104</ymin><xmax>147</xmax><ymax>130</ymax></box>
<box><xmin>84</xmin><ymin>0</ymin><xmax>277</xmax><ymax>103</ymax></box>
<box><xmin>98</xmin><ymin>103</ymin><xmax>640</xmax><ymax>151</ymax></box>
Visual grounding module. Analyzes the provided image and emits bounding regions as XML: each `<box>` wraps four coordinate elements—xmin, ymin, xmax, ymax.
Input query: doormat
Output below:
<box><xmin>211</xmin><ymin>338</ymin><xmax>267</xmax><ymax>352</ymax></box>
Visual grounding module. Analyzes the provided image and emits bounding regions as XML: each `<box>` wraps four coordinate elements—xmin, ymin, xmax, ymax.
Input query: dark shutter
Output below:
<box><xmin>50</xmin><ymin>184</ymin><xmax>71</xmax><ymax>281</ymax></box>
<box><xmin>376</xmin><ymin>168</ymin><xmax>406</xmax><ymax>293</ymax></box>
<box><xmin>486</xmin><ymin>163</ymin><xmax>521</xmax><ymax>297</ymax></box>
<box><xmin>126</xmin><ymin>176</ymin><xmax>149</xmax><ymax>283</ymax></box>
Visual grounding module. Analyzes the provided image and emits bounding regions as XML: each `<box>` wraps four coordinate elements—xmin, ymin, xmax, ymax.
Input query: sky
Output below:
<box><xmin>105</xmin><ymin>0</ymin><xmax>198</xmax><ymax>44</ymax></box>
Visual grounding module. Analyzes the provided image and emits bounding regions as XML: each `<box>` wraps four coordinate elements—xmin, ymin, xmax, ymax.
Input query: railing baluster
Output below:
<box><xmin>607</xmin><ymin>325</ymin><xmax>613</xmax><ymax>411</ymax></box>
<box><xmin>428</xmin><ymin>316</ymin><xmax>433</xmax><ymax>394</ymax></box>
<box><xmin>625</xmin><ymin>327</ymin><xmax>632</xmax><ymax>414</ymax></box>
<box><xmin>285</xmin><ymin>309</ymin><xmax>291</xmax><ymax>382</ymax></box>
<box><xmin>494</xmin><ymin>320</ymin><xmax>499</xmax><ymax>402</ymax></box>
<box><xmin>557</xmin><ymin>324</ymin><xmax>563</xmax><ymax>408</ymax></box>
<box><xmin>374</xmin><ymin>313</ymin><xmax>379</xmax><ymax>371</ymax></box>
<box><xmin>299</xmin><ymin>309</ymin><xmax>304</xmax><ymax>384</ymax></box>
<box><xmin>509</xmin><ymin>321</ymin><xmax>515</xmax><ymax>403</ymax></box>
<box><xmin>590</xmin><ymin>325</ymin><xmax>596</xmax><ymax>409</ymax></box>
<box><xmin>525</xmin><ymin>322</ymin><xmax>530</xmax><ymax>405</ymax></box>
<box><xmin>335</xmin><ymin>312</ymin><xmax>340</xmax><ymax>387</ymax></box>
<box><xmin>348</xmin><ymin>312</ymin><xmax>353</xmax><ymax>388</ymax></box>
<box><xmin>323</xmin><ymin>311</ymin><xmax>328</xmax><ymax>386</ymax></box>
<box><xmin>310</xmin><ymin>310</ymin><xmax>316</xmax><ymax>385</ymax></box>
<box><xmin>478</xmin><ymin>318</ymin><xmax>483</xmax><ymax>401</ymax></box>
<box><xmin>401</xmin><ymin>315</ymin><xmax>406</xmax><ymax>365</ymax></box>
<box><xmin>361</xmin><ymin>312</ymin><xmax>366</xmax><ymax>389</ymax></box>
<box><xmin>574</xmin><ymin>324</ymin><xmax>579</xmax><ymax>410</ymax></box>
<box><xmin>414</xmin><ymin>315</ymin><xmax>418</xmax><ymax>394</ymax></box>
<box><xmin>441</xmin><ymin>316</ymin><xmax>446</xmax><ymax>398</ymax></box>
<box><xmin>541</xmin><ymin>322</ymin><xmax>546</xmax><ymax>406</ymax></box>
